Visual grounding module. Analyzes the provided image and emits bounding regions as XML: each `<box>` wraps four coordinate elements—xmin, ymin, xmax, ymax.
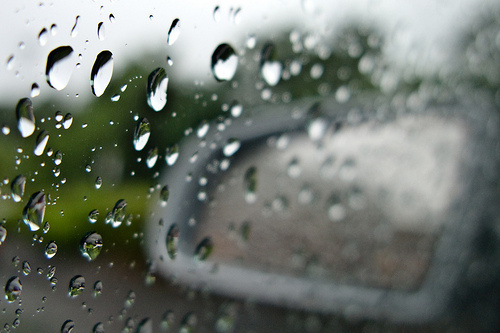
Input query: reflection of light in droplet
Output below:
<box><xmin>46</xmin><ymin>46</ymin><xmax>75</xmax><ymax>91</ymax></box>
<box><xmin>34</xmin><ymin>131</ymin><xmax>50</xmax><ymax>156</ymax></box>
<box><xmin>147</xmin><ymin>68</ymin><xmax>169</xmax><ymax>111</ymax></box>
<box><xmin>223</xmin><ymin>138</ymin><xmax>241</xmax><ymax>157</ymax></box>
<box><xmin>211</xmin><ymin>44</ymin><xmax>238</xmax><ymax>82</ymax></box>
<box><xmin>167</xmin><ymin>18</ymin><xmax>181</xmax><ymax>45</ymax></box>
<box><xmin>91</xmin><ymin>51</ymin><xmax>114</xmax><ymax>97</ymax></box>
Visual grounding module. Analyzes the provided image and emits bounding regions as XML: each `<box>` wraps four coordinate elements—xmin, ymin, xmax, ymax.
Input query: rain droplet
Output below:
<box><xmin>196</xmin><ymin>121</ymin><xmax>210</xmax><ymax>138</ymax></box>
<box><xmin>93</xmin><ymin>322</ymin><xmax>104</xmax><ymax>333</ymax></box>
<box><xmin>54</xmin><ymin>150</ymin><xmax>63</xmax><ymax>165</ymax></box>
<box><xmin>11</xmin><ymin>175</ymin><xmax>26</xmax><ymax>202</ymax></box>
<box><xmin>16</xmin><ymin>98</ymin><xmax>36</xmax><ymax>138</ymax></box>
<box><xmin>244</xmin><ymin>166</ymin><xmax>257</xmax><ymax>204</ymax></box>
<box><xmin>146</xmin><ymin>147</ymin><xmax>158</xmax><ymax>168</ymax></box>
<box><xmin>166</xmin><ymin>224</ymin><xmax>179</xmax><ymax>259</ymax></box>
<box><xmin>45</xmin><ymin>241</ymin><xmax>57</xmax><ymax>259</ymax></box>
<box><xmin>109</xmin><ymin>199</ymin><xmax>127</xmax><ymax>228</ymax></box>
<box><xmin>327</xmin><ymin>194</ymin><xmax>346</xmax><ymax>222</ymax></box>
<box><xmin>166</xmin><ymin>56</ymin><xmax>173</xmax><ymax>66</ymax></box>
<box><xmin>93</xmin><ymin>280</ymin><xmax>103</xmax><ymax>297</ymax></box>
<box><xmin>22</xmin><ymin>191</ymin><xmax>46</xmax><ymax>231</ymax></box>
<box><xmin>6</xmin><ymin>55</ymin><xmax>14</xmax><ymax>70</ymax></box>
<box><xmin>211</xmin><ymin>44</ymin><xmax>238</xmax><ymax>82</ymax></box>
<box><xmin>160</xmin><ymin>311</ymin><xmax>175</xmax><ymax>330</ymax></box>
<box><xmin>61</xmin><ymin>320</ymin><xmax>75</xmax><ymax>333</ymax></box>
<box><xmin>5</xmin><ymin>276</ymin><xmax>22</xmax><ymax>302</ymax></box>
<box><xmin>194</xmin><ymin>237</ymin><xmax>213</xmax><ymax>261</ymax></box>
<box><xmin>136</xmin><ymin>318</ymin><xmax>153</xmax><ymax>333</ymax></box>
<box><xmin>160</xmin><ymin>185</ymin><xmax>169</xmax><ymax>206</ymax></box>
<box><xmin>97</xmin><ymin>22</ymin><xmax>105</xmax><ymax>41</ymax></box>
<box><xmin>22</xmin><ymin>261</ymin><xmax>31</xmax><ymax>276</ymax></box>
<box><xmin>88</xmin><ymin>209</ymin><xmax>99</xmax><ymax>223</ymax></box>
<box><xmin>246</xmin><ymin>34</ymin><xmax>257</xmax><ymax>49</ymax></box>
<box><xmin>165</xmin><ymin>144</ymin><xmax>179</xmax><ymax>166</ymax></box>
<box><xmin>222</xmin><ymin>138</ymin><xmax>241</xmax><ymax>157</ymax></box>
<box><xmin>213</xmin><ymin>6</ymin><xmax>221</xmax><ymax>22</ymax></box>
<box><xmin>147</xmin><ymin>67</ymin><xmax>169</xmax><ymax>111</ymax></box>
<box><xmin>34</xmin><ymin>130</ymin><xmax>49</xmax><ymax>156</ymax></box>
<box><xmin>0</xmin><ymin>226</ymin><xmax>7</xmax><ymax>245</ymax></box>
<box><xmin>30</xmin><ymin>83</ymin><xmax>40</xmax><ymax>98</ymax></box>
<box><xmin>260</xmin><ymin>43</ymin><xmax>283</xmax><ymax>86</ymax></box>
<box><xmin>46</xmin><ymin>46</ymin><xmax>75</xmax><ymax>91</ymax></box>
<box><xmin>55</xmin><ymin>111</ymin><xmax>64</xmax><ymax>122</ymax></box>
<box><xmin>38</xmin><ymin>28</ymin><xmax>48</xmax><ymax>46</ymax></box>
<box><xmin>230</xmin><ymin>103</ymin><xmax>243</xmax><ymax>118</ymax></box>
<box><xmin>50</xmin><ymin>24</ymin><xmax>57</xmax><ymax>35</ymax></box>
<box><xmin>91</xmin><ymin>50</ymin><xmax>113</xmax><ymax>97</ymax></box>
<box><xmin>68</xmin><ymin>275</ymin><xmax>85</xmax><ymax>297</ymax></box>
<box><xmin>287</xmin><ymin>158</ymin><xmax>302</xmax><ymax>178</ymax></box>
<box><xmin>133</xmin><ymin>118</ymin><xmax>151</xmax><ymax>151</ymax></box>
<box><xmin>70</xmin><ymin>16</ymin><xmax>80</xmax><ymax>37</ymax></box>
<box><xmin>62</xmin><ymin>113</ymin><xmax>73</xmax><ymax>129</ymax></box>
<box><xmin>167</xmin><ymin>18</ymin><xmax>181</xmax><ymax>45</ymax></box>
<box><xmin>80</xmin><ymin>232</ymin><xmax>103</xmax><ymax>261</ymax></box>
<box><xmin>95</xmin><ymin>176</ymin><xmax>103</xmax><ymax>189</ymax></box>
<box><xmin>109</xmin><ymin>14</ymin><xmax>115</xmax><ymax>23</ymax></box>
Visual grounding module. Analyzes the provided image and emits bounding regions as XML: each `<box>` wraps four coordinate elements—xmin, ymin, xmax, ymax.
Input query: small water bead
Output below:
<box><xmin>22</xmin><ymin>261</ymin><xmax>31</xmax><ymax>275</ymax></box>
<box><xmin>68</xmin><ymin>275</ymin><xmax>85</xmax><ymax>297</ymax></box>
<box><xmin>146</xmin><ymin>147</ymin><xmax>159</xmax><ymax>168</ymax></box>
<box><xmin>46</xmin><ymin>46</ymin><xmax>75</xmax><ymax>91</ymax></box>
<box><xmin>196</xmin><ymin>121</ymin><xmax>210</xmax><ymax>138</ymax></box>
<box><xmin>310</xmin><ymin>63</ymin><xmax>324</xmax><ymax>79</ymax></box>
<box><xmin>211</xmin><ymin>43</ymin><xmax>238</xmax><ymax>82</ymax></box>
<box><xmin>222</xmin><ymin>138</ymin><xmax>241</xmax><ymax>157</ymax></box>
<box><xmin>34</xmin><ymin>130</ymin><xmax>49</xmax><ymax>156</ymax></box>
<box><xmin>85</xmin><ymin>164</ymin><xmax>92</xmax><ymax>173</ymax></box>
<box><xmin>136</xmin><ymin>318</ymin><xmax>153</xmax><ymax>333</ymax></box>
<box><xmin>38</xmin><ymin>28</ymin><xmax>48</xmax><ymax>46</ymax></box>
<box><xmin>30</xmin><ymin>83</ymin><xmax>40</xmax><ymax>98</ymax></box>
<box><xmin>93</xmin><ymin>322</ymin><xmax>105</xmax><ymax>333</ymax></box>
<box><xmin>133</xmin><ymin>118</ymin><xmax>151</xmax><ymax>151</ymax></box>
<box><xmin>147</xmin><ymin>67</ymin><xmax>169</xmax><ymax>111</ymax></box>
<box><xmin>110</xmin><ymin>199</ymin><xmax>127</xmax><ymax>228</ymax></box>
<box><xmin>95</xmin><ymin>176</ymin><xmax>103</xmax><ymax>189</ymax></box>
<box><xmin>70</xmin><ymin>16</ymin><xmax>80</xmax><ymax>37</ymax></box>
<box><xmin>109</xmin><ymin>13</ymin><xmax>115</xmax><ymax>23</ymax></box>
<box><xmin>111</xmin><ymin>94</ymin><xmax>120</xmax><ymax>101</ymax></box>
<box><xmin>2</xmin><ymin>126</ymin><xmax>10</xmax><ymax>135</ymax></box>
<box><xmin>6</xmin><ymin>55</ymin><xmax>15</xmax><ymax>70</ymax></box>
<box><xmin>213</xmin><ymin>6</ymin><xmax>221</xmax><ymax>22</ymax></box>
<box><xmin>22</xmin><ymin>191</ymin><xmax>46</xmax><ymax>231</ymax></box>
<box><xmin>88</xmin><ymin>209</ymin><xmax>99</xmax><ymax>223</ymax></box>
<box><xmin>194</xmin><ymin>237</ymin><xmax>214</xmax><ymax>261</ymax></box>
<box><xmin>287</xmin><ymin>158</ymin><xmax>302</xmax><ymax>178</ymax></box>
<box><xmin>47</xmin><ymin>265</ymin><xmax>56</xmax><ymax>279</ymax></box>
<box><xmin>80</xmin><ymin>232</ymin><xmax>103</xmax><ymax>261</ymax></box>
<box><xmin>93</xmin><ymin>280</ymin><xmax>103</xmax><ymax>297</ymax></box>
<box><xmin>91</xmin><ymin>50</ymin><xmax>114</xmax><ymax>97</ymax></box>
<box><xmin>97</xmin><ymin>22</ymin><xmax>105</xmax><ymax>41</ymax></box>
<box><xmin>62</xmin><ymin>113</ymin><xmax>73</xmax><ymax>129</ymax></box>
<box><xmin>166</xmin><ymin>224</ymin><xmax>179</xmax><ymax>259</ymax></box>
<box><xmin>125</xmin><ymin>290</ymin><xmax>136</xmax><ymax>308</ymax></box>
<box><xmin>5</xmin><ymin>276</ymin><xmax>22</xmax><ymax>302</ymax></box>
<box><xmin>45</xmin><ymin>241</ymin><xmax>58</xmax><ymax>259</ymax></box>
<box><xmin>160</xmin><ymin>185</ymin><xmax>169</xmax><ymax>206</ymax></box>
<box><xmin>230</xmin><ymin>103</ymin><xmax>243</xmax><ymax>118</ymax></box>
<box><xmin>167</xmin><ymin>18</ymin><xmax>181</xmax><ymax>45</ymax></box>
<box><xmin>327</xmin><ymin>194</ymin><xmax>346</xmax><ymax>222</ymax></box>
<box><xmin>0</xmin><ymin>226</ymin><xmax>6</xmax><ymax>245</ymax></box>
<box><xmin>55</xmin><ymin>111</ymin><xmax>64</xmax><ymax>122</ymax></box>
<box><xmin>165</xmin><ymin>144</ymin><xmax>179</xmax><ymax>166</ymax></box>
<box><xmin>61</xmin><ymin>320</ymin><xmax>75</xmax><ymax>333</ymax></box>
<box><xmin>16</xmin><ymin>98</ymin><xmax>36</xmax><ymax>138</ymax></box>
<box><xmin>244</xmin><ymin>166</ymin><xmax>257</xmax><ymax>204</ymax></box>
<box><xmin>260</xmin><ymin>43</ymin><xmax>283</xmax><ymax>86</ymax></box>
<box><xmin>166</xmin><ymin>56</ymin><xmax>173</xmax><ymax>66</ymax></box>
<box><xmin>11</xmin><ymin>175</ymin><xmax>26</xmax><ymax>202</ymax></box>
<box><xmin>160</xmin><ymin>311</ymin><xmax>175</xmax><ymax>330</ymax></box>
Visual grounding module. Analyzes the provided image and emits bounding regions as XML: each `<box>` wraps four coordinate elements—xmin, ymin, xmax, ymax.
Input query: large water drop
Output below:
<box><xmin>46</xmin><ymin>46</ymin><xmax>75</xmax><ymax>91</ymax></box>
<box><xmin>11</xmin><ymin>175</ymin><xmax>26</xmax><ymax>202</ymax></box>
<box><xmin>16</xmin><ymin>98</ymin><xmax>36</xmax><ymax>138</ymax></box>
<box><xmin>167</xmin><ymin>18</ymin><xmax>181</xmax><ymax>45</ymax></box>
<box><xmin>133</xmin><ymin>118</ymin><xmax>151</xmax><ymax>151</ymax></box>
<box><xmin>211</xmin><ymin>44</ymin><xmax>238</xmax><ymax>82</ymax></box>
<box><xmin>91</xmin><ymin>50</ymin><xmax>113</xmax><ymax>97</ymax></box>
<box><xmin>22</xmin><ymin>191</ymin><xmax>46</xmax><ymax>231</ymax></box>
<box><xmin>80</xmin><ymin>232</ymin><xmax>103</xmax><ymax>261</ymax></box>
<box><xmin>147</xmin><ymin>68</ymin><xmax>169</xmax><ymax>111</ymax></box>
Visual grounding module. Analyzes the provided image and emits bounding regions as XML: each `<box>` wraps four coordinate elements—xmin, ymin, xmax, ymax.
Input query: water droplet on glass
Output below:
<box><xmin>91</xmin><ymin>50</ymin><xmax>113</xmax><ymax>97</ymax></box>
<box><xmin>95</xmin><ymin>176</ymin><xmax>102</xmax><ymax>189</ymax></box>
<box><xmin>165</xmin><ymin>144</ymin><xmax>179</xmax><ymax>166</ymax></box>
<box><xmin>68</xmin><ymin>275</ymin><xmax>85</xmax><ymax>297</ymax></box>
<box><xmin>111</xmin><ymin>94</ymin><xmax>120</xmax><ymax>101</ymax></box>
<box><xmin>94</xmin><ymin>280</ymin><xmax>103</xmax><ymax>297</ymax></box>
<box><xmin>133</xmin><ymin>118</ymin><xmax>151</xmax><ymax>151</ymax></box>
<box><xmin>109</xmin><ymin>13</ymin><xmax>115</xmax><ymax>23</ymax></box>
<box><xmin>47</xmin><ymin>265</ymin><xmax>56</xmax><ymax>279</ymax></box>
<box><xmin>327</xmin><ymin>194</ymin><xmax>346</xmax><ymax>222</ymax></box>
<box><xmin>260</xmin><ymin>43</ymin><xmax>283</xmax><ymax>86</ymax></box>
<box><xmin>147</xmin><ymin>67</ymin><xmax>169</xmax><ymax>111</ymax></box>
<box><xmin>159</xmin><ymin>185</ymin><xmax>169</xmax><ymax>206</ymax></box>
<box><xmin>70</xmin><ymin>16</ymin><xmax>80</xmax><ymax>37</ymax></box>
<box><xmin>88</xmin><ymin>209</ymin><xmax>99</xmax><ymax>223</ymax></box>
<box><xmin>21</xmin><ymin>261</ymin><xmax>31</xmax><ymax>276</ymax></box>
<box><xmin>194</xmin><ymin>237</ymin><xmax>213</xmax><ymax>261</ymax></box>
<box><xmin>287</xmin><ymin>158</ymin><xmax>302</xmax><ymax>178</ymax></box>
<box><xmin>244</xmin><ymin>166</ymin><xmax>257</xmax><ymax>204</ymax></box>
<box><xmin>61</xmin><ymin>320</ymin><xmax>75</xmax><ymax>333</ymax></box>
<box><xmin>166</xmin><ymin>224</ymin><xmax>179</xmax><ymax>259</ymax></box>
<box><xmin>125</xmin><ymin>290</ymin><xmax>136</xmax><ymax>308</ymax></box>
<box><xmin>5</xmin><ymin>276</ymin><xmax>22</xmax><ymax>302</ymax></box>
<box><xmin>6</xmin><ymin>55</ymin><xmax>14</xmax><ymax>70</ymax></box>
<box><xmin>166</xmin><ymin>56</ymin><xmax>173</xmax><ymax>66</ymax></box>
<box><xmin>93</xmin><ymin>322</ymin><xmax>104</xmax><ymax>333</ymax></box>
<box><xmin>213</xmin><ymin>6</ymin><xmax>221</xmax><ymax>22</ymax></box>
<box><xmin>211</xmin><ymin>44</ymin><xmax>238</xmax><ymax>82</ymax></box>
<box><xmin>30</xmin><ymin>83</ymin><xmax>40</xmax><ymax>98</ymax></box>
<box><xmin>310</xmin><ymin>63</ymin><xmax>324</xmax><ymax>79</ymax></box>
<box><xmin>55</xmin><ymin>111</ymin><xmax>64</xmax><ymax>122</ymax></box>
<box><xmin>46</xmin><ymin>46</ymin><xmax>75</xmax><ymax>91</ymax></box>
<box><xmin>230</xmin><ymin>103</ymin><xmax>243</xmax><ymax>118</ymax></box>
<box><xmin>63</xmin><ymin>113</ymin><xmax>73</xmax><ymax>129</ymax></box>
<box><xmin>97</xmin><ymin>22</ymin><xmax>105</xmax><ymax>41</ymax></box>
<box><xmin>146</xmin><ymin>147</ymin><xmax>158</xmax><ymax>168</ymax></box>
<box><xmin>16</xmin><ymin>98</ymin><xmax>36</xmax><ymax>138</ymax></box>
<box><xmin>222</xmin><ymin>138</ymin><xmax>241</xmax><ymax>157</ymax></box>
<box><xmin>167</xmin><ymin>18</ymin><xmax>181</xmax><ymax>45</ymax></box>
<box><xmin>0</xmin><ymin>226</ymin><xmax>7</xmax><ymax>245</ymax></box>
<box><xmin>80</xmin><ymin>232</ymin><xmax>103</xmax><ymax>261</ymax></box>
<box><xmin>22</xmin><ymin>191</ymin><xmax>46</xmax><ymax>231</ymax></box>
<box><xmin>110</xmin><ymin>199</ymin><xmax>127</xmax><ymax>228</ymax></box>
<box><xmin>45</xmin><ymin>241</ymin><xmax>58</xmax><ymax>259</ymax></box>
<box><xmin>196</xmin><ymin>121</ymin><xmax>210</xmax><ymax>138</ymax></box>
<box><xmin>34</xmin><ymin>130</ymin><xmax>49</xmax><ymax>156</ymax></box>
<box><xmin>11</xmin><ymin>175</ymin><xmax>26</xmax><ymax>202</ymax></box>
<box><xmin>38</xmin><ymin>28</ymin><xmax>48</xmax><ymax>46</ymax></box>
<box><xmin>50</xmin><ymin>23</ymin><xmax>57</xmax><ymax>35</ymax></box>
<box><xmin>136</xmin><ymin>318</ymin><xmax>153</xmax><ymax>333</ymax></box>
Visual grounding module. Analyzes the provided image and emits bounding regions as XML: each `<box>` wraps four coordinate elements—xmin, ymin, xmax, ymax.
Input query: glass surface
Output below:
<box><xmin>0</xmin><ymin>0</ymin><xmax>499</xmax><ymax>331</ymax></box>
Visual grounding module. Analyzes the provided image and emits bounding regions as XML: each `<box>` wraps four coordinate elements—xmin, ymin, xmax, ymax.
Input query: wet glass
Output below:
<box><xmin>0</xmin><ymin>0</ymin><xmax>499</xmax><ymax>332</ymax></box>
